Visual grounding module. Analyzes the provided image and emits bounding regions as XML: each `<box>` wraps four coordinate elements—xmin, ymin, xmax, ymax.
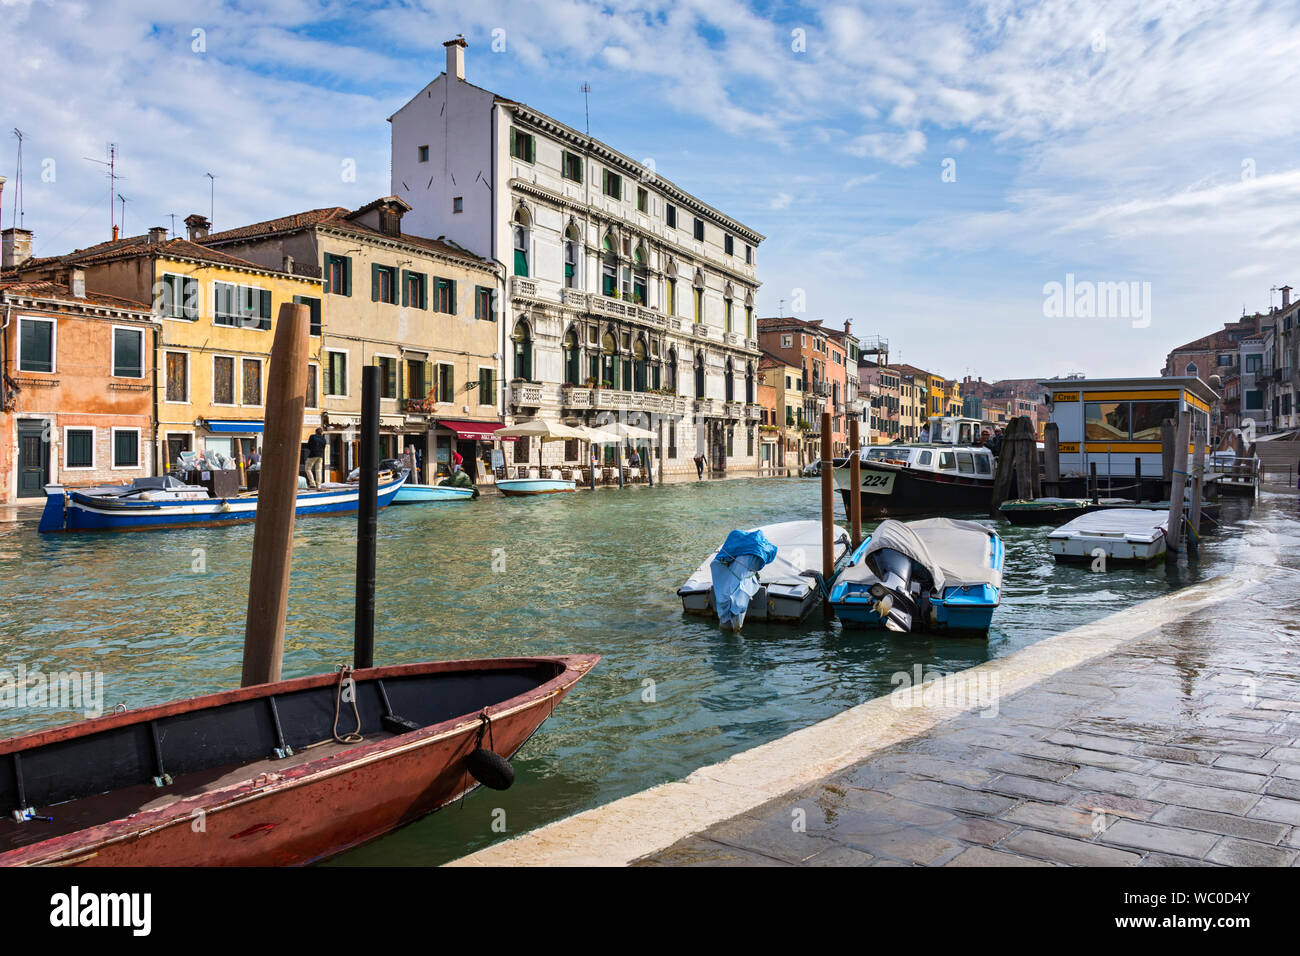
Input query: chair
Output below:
<box><xmin>549</xmin><ymin>468</ymin><xmax>563</xmax><ymax>481</ymax></box>
<box><xmin>494</xmin><ymin>466</ymin><xmax>507</xmax><ymax>480</ymax></box>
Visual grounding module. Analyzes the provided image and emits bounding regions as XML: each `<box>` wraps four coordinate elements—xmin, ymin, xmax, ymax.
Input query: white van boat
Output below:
<box><xmin>678</xmin><ymin>520</ymin><xmax>852</xmax><ymax>629</ymax></box>
<box><xmin>1047</xmin><ymin>508</ymin><xmax>1168</xmax><ymax>565</ymax></box>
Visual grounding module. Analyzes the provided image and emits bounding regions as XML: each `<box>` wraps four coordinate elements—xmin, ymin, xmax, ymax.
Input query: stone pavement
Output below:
<box><xmin>636</xmin><ymin>567</ymin><xmax>1300</xmax><ymax>867</ymax></box>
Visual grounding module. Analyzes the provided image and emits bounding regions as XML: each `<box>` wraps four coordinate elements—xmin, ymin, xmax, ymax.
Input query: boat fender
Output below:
<box><xmin>466</xmin><ymin>748</ymin><xmax>514</xmax><ymax>790</ymax></box>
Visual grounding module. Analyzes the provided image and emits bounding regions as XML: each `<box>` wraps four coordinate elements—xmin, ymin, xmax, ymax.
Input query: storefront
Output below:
<box><xmin>434</xmin><ymin>419</ymin><xmax>510</xmax><ymax>481</ymax></box>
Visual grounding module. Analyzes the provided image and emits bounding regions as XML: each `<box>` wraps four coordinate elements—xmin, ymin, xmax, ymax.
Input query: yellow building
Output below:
<box><xmin>28</xmin><ymin>227</ymin><xmax>323</xmax><ymax>469</ymax></box>
<box><xmin>201</xmin><ymin>199</ymin><xmax>502</xmax><ymax>483</ymax></box>
<box><xmin>760</xmin><ymin>350</ymin><xmax>804</xmax><ymax>472</ymax></box>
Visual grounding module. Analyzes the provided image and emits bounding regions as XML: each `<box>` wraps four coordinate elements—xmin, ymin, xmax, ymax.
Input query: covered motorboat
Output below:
<box><xmin>1046</xmin><ymin>508</ymin><xmax>1167</xmax><ymax>564</ymax></box>
<box><xmin>830</xmin><ymin>518</ymin><xmax>1004</xmax><ymax>634</ymax></box>
<box><xmin>678</xmin><ymin>520</ymin><xmax>852</xmax><ymax>628</ymax></box>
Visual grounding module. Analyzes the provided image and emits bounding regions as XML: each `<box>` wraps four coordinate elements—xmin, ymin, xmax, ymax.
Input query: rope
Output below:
<box><xmin>332</xmin><ymin>664</ymin><xmax>363</xmax><ymax>744</ymax></box>
<box><xmin>475</xmin><ymin>711</ymin><xmax>496</xmax><ymax>752</ymax></box>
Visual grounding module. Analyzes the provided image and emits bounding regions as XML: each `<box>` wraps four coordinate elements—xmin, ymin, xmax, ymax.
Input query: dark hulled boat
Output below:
<box><xmin>0</xmin><ymin>655</ymin><xmax>596</xmax><ymax>866</ymax></box>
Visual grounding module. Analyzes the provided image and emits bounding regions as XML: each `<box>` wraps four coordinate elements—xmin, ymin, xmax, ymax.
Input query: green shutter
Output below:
<box><xmin>371</xmin><ymin>263</ymin><xmax>380</xmax><ymax>302</ymax></box>
<box><xmin>448</xmin><ymin>280</ymin><xmax>457</xmax><ymax>315</ymax></box>
<box><xmin>261</xmin><ymin>289</ymin><xmax>272</xmax><ymax>329</ymax></box>
<box><xmin>401</xmin><ymin>270</ymin><xmax>409</xmax><ymax>307</ymax></box>
<box><xmin>343</xmin><ymin>257</ymin><xmax>352</xmax><ymax>296</ymax></box>
<box><xmin>396</xmin><ymin>359</ymin><xmax>404</xmax><ymax>400</ymax></box>
<box><xmin>421</xmin><ymin>275</ymin><xmax>428</xmax><ymax>310</ymax></box>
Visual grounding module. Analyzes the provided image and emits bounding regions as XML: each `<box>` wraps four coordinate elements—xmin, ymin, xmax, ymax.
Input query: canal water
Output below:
<box><xmin>0</xmin><ymin>479</ymin><xmax>1256</xmax><ymax>864</ymax></box>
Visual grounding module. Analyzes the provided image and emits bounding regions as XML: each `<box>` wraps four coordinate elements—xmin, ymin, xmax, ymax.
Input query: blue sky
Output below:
<box><xmin>4</xmin><ymin>0</ymin><xmax>1300</xmax><ymax>381</ymax></box>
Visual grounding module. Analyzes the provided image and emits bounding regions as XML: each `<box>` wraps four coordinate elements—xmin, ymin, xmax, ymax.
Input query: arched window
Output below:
<box><xmin>724</xmin><ymin>284</ymin><xmax>734</xmax><ymax>333</ymax></box>
<box><xmin>512</xmin><ymin>319</ymin><xmax>533</xmax><ymax>381</ymax></box>
<box><xmin>745</xmin><ymin>363</ymin><xmax>755</xmax><ymax>404</ymax></box>
<box><xmin>724</xmin><ymin>359</ymin><xmax>735</xmax><ymax>403</ymax></box>
<box><xmin>601</xmin><ymin>234</ymin><xmax>618</xmax><ymax>298</ymax></box>
<box><xmin>601</xmin><ymin>331</ymin><xmax>618</xmax><ymax>389</ymax></box>
<box><xmin>564</xmin><ymin>224</ymin><xmax>580</xmax><ymax>290</ymax></box>
<box><xmin>633</xmin><ymin>337</ymin><xmax>648</xmax><ymax>392</ymax></box>
<box><xmin>695</xmin><ymin>351</ymin><xmax>706</xmax><ymax>400</ymax></box>
<box><xmin>666</xmin><ymin>348</ymin><xmax>678</xmax><ymax>393</ymax></box>
<box><xmin>1185</xmin><ymin>361</ymin><xmax>1198</xmax><ymax>377</ymax></box>
<box><xmin>513</xmin><ymin>207</ymin><xmax>531</xmax><ymax>277</ymax></box>
<box><xmin>632</xmin><ymin>244</ymin><xmax>648</xmax><ymax>305</ymax></box>
<box><xmin>693</xmin><ymin>270</ymin><xmax>705</xmax><ymax>324</ymax></box>
<box><xmin>563</xmin><ymin>328</ymin><xmax>580</xmax><ymax>386</ymax></box>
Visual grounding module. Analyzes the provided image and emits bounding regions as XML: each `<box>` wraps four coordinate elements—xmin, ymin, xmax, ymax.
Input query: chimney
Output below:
<box><xmin>184</xmin><ymin>213</ymin><xmax>210</xmax><ymax>241</ymax></box>
<box><xmin>1</xmin><ymin>227</ymin><xmax>34</xmax><ymax>270</ymax></box>
<box><xmin>112</xmin><ymin>224</ymin><xmax>120</xmax><ymax>242</ymax></box>
<box><xmin>444</xmin><ymin>35</ymin><xmax>467</xmax><ymax>81</ymax></box>
<box><xmin>70</xmin><ymin>268</ymin><xmax>86</xmax><ymax>298</ymax></box>
<box><xmin>282</xmin><ymin>255</ymin><xmax>295</xmax><ymax>274</ymax></box>
<box><xmin>148</xmin><ymin>225</ymin><xmax>167</xmax><ymax>244</ymax></box>
<box><xmin>1282</xmin><ymin>285</ymin><xmax>1292</xmax><ymax>309</ymax></box>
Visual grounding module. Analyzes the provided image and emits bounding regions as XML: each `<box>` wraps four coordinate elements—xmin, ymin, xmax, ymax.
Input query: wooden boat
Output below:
<box><xmin>1047</xmin><ymin>509</ymin><xmax>1167</xmax><ymax>565</ymax></box>
<box><xmin>999</xmin><ymin>496</ymin><xmax>1126</xmax><ymax>526</ymax></box>
<box><xmin>38</xmin><ymin>471</ymin><xmax>407</xmax><ymax>533</ymax></box>
<box><xmin>678</xmin><ymin>520</ymin><xmax>851</xmax><ymax>629</ymax></box>
<box><xmin>0</xmin><ymin>655</ymin><xmax>597</xmax><ymax>866</ymax></box>
<box><xmin>830</xmin><ymin>518</ymin><xmax>1004</xmax><ymax>633</ymax></box>
<box><xmin>497</xmin><ymin>477</ymin><xmax>576</xmax><ymax>497</ymax></box>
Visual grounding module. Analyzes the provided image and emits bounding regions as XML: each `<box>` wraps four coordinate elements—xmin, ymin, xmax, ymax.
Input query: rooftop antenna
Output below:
<box><xmin>206</xmin><ymin>172</ymin><xmax>217</xmax><ymax>228</ymax></box>
<box><xmin>84</xmin><ymin>143</ymin><xmax>121</xmax><ymax>237</ymax></box>
<box><xmin>579</xmin><ymin>83</ymin><xmax>592</xmax><ymax>137</ymax></box>
<box><xmin>117</xmin><ymin>193</ymin><xmax>129</xmax><ymax>235</ymax></box>
<box><xmin>10</xmin><ymin>128</ymin><xmax>24</xmax><ymax>230</ymax></box>
<box><xmin>778</xmin><ymin>298</ymin><xmax>785</xmax><ymax>318</ymax></box>
<box><xmin>168</xmin><ymin>212</ymin><xmax>180</xmax><ymax>238</ymax></box>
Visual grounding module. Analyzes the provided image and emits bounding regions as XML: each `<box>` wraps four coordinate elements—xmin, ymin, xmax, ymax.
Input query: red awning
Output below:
<box><xmin>436</xmin><ymin>419</ymin><xmax>516</xmax><ymax>441</ymax></box>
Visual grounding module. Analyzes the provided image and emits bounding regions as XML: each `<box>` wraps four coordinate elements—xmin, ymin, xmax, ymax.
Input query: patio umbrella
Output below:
<box><xmin>601</xmin><ymin>422</ymin><xmax>657</xmax><ymax>486</ymax></box>
<box><xmin>577</xmin><ymin>426</ymin><xmax>620</xmax><ymax>490</ymax></box>
<box><xmin>495</xmin><ymin>419</ymin><xmax>586</xmax><ymax>476</ymax></box>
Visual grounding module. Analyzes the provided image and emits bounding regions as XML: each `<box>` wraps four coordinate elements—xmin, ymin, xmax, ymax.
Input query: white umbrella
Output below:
<box><xmin>602</xmin><ymin>422</ymin><xmax>657</xmax><ymax>442</ymax></box>
<box><xmin>579</xmin><ymin>425</ymin><xmax>622</xmax><ymax>444</ymax></box>
<box><xmin>495</xmin><ymin>419</ymin><xmax>587</xmax><ymax>442</ymax></box>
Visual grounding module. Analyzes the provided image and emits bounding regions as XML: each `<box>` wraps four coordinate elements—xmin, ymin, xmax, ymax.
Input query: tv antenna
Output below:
<box><xmin>10</xmin><ymin>128</ymin><xmax>24</xmax><ymax>229</ymax></box>
<box><xmin>579</xmin><ymin>83</ymin><xmax>592</xmax><ymax>136</ymax></box>
<box><xmin>205</xmin><ymin>172</ymin><xmax>217</xmax><ymax>227</ymax></box>
<box><xmin>84</xmin><ymin>143</ymin><xmax>123</xmax><ymax>237</ymax></box>
<box><xmin>117</xmin><ymin>193</ymin><xmax>129</xmax><ymax>235</ymax></box>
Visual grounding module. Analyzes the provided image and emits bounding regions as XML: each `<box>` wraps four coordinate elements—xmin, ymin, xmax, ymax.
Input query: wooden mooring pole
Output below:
<box><xmin>989</xmin><ymin>416</ymin><xmax>1039</xmax><ymax>515</ymax></box>
<box><xmin>1160</xmin><ymin>418</ymin><xmax>1175</xmax><ymax>501</ymax></box>
<box><xmin>1043</xmin><ymin>422</ymin><xmax>1060</xmax><ymax>498</ymax></box>
<box><xmin>241</xmin><ymin>303</ymin><xmax>309</xmax><ymax>687</ymax></box>
<box><xmin>821</xmin><ymin>411</ymin><xmax>833</xmax><ymax>619</ymax></box>
<box><xmin>1189</xmin><ymin>420</ymin><xmax>1205</xmax><ymax>560</ymax></box>
<box><xmin>354</xmin><ymin>364</ymin><xmax>380</xmax><ymax>670</ymax></box>
<box><xmin>849</xmin><ymin>416</ymin><xmax>862</xmax><ymax>549</ymax></box>
<box><xmin>1165</xmin><ymin>412</ymin><xmax>1191</xmax><ymax>565</ymax></box>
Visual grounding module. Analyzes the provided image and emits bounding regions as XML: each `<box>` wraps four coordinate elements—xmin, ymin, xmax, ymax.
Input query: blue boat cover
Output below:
<box><xmin>709</xmin><ymin>529</ymin><xmax>779</xmax><ymax>630</ymax></box>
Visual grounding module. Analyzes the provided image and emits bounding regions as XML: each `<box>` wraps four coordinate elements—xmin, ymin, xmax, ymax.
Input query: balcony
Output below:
<box><xmin>510</xmin><ymin>381</ymin><xmax>544</xmax><ymax>408</ymax></box>
<box><xmin>723</xmin><ymin>402</ymin><xmax>743</xmax><ymax>421</ymax></box>
<box><xmin>745</xmin><ymin>404</ymin><xmax>763</xmax><ymax>421</ymax></box>
<box><xmin>692</xmin><ymin>322</ymin><xmax>709</xmax><ymax>339</ymax></box>
<box><xmin>560</xmin><ymin>288</ymin><xmax>589</xmax><ymax>310</ymax></box>
<box><xmin>560</xmin><ymin>385</ymin><xmax>592</xmax><ymax>408</ymax></box>
<box><xmin>694</xmin><ymin>397</ymin><xmax>719</xmax><ymax>417</ymax></box>
<box><xmin>722</xmin><ymin>331</ymin><xmax>742</xmax><ymax>346</ymax></box>
<box><xmin>510</xmin><ymin>276</ymin><xmax>538</xmax><ymax>299</ymax></box>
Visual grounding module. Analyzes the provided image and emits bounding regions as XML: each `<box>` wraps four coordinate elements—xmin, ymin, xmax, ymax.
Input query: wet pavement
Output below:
<box><xmin>636</xmin><ymin>497</ymin><xmax>1300</xmax><ymax>866</ymax></box>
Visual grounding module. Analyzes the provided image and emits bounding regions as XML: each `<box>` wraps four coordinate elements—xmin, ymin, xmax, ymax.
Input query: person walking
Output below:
<box><xmin>694</xmin><ymin>451</ymin><xmax>706</xmax><ymax>480</ymax></box>
<box><xmin>305</xmin><ymin>427</ymin><xmax>326</xmax><ymax>488</ymax></box>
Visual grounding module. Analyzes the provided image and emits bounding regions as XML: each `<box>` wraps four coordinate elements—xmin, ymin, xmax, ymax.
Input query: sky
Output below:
<box><xmin>3</xmin><ymin>0</ymin><xmax>1300</xmax><ymax>382</ymax></box>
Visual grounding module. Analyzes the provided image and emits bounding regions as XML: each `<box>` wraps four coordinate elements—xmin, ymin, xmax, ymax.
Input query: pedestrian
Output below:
<box><xmin>305</xmin><ymin>427</ymin><xmax>326</xmax><ymax>488</ymax></box>
<box><xmin>918</xmin><ymin>424</ymin><xmax>931</xmax><ymax>443</ymax></box>
<box><xmin>247</xmin><ymin>446</ymin><xmax>261</xmax><ymax>467</ymax></box>
<box><xmin>628</xmin><ymin>447</ymin><xmax>641</xmax><ymax>468</ymax></box>
<box><xmin>989</xmin><ymin>427</ymin><xmax>1004</xmax><ymax>457</ymax></box>
<box><xmin>694</xmin><ymin>451</ymin><xmax>705</xmax><ymax>479</ymax></box>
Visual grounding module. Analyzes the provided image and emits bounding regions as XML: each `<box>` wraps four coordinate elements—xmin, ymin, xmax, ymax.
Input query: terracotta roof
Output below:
<box><xmin>200</xmin><ymin>202</ymin><xmax>492</xmax><ymax>266</ymax></box>
<box><xmin>0</xmin><ymin>278</ymin><xmax>151</xmax><ymax>311</ymax></box>
<box><xmin>26</xmin><ymin>234</ymin><xmax>273</xmax><ymax>271</ymax></box>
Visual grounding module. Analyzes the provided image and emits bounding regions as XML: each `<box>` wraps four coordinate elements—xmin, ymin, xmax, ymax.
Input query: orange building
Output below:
<box><xmin>756</xmin><ymin>316</ymin><xmax>851</xmax><ymax>456</ymax></box>
<box><xmin>1</xmin><ymin>264</ymin><xmax>156</xmax><ymax>501</ymax></box>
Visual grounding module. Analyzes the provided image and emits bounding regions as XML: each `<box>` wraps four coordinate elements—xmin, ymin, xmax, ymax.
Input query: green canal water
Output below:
<box><xmin>0</xmin><ymin>479</ymin><xmax>1257</xmax><ymax>864</ymax></box>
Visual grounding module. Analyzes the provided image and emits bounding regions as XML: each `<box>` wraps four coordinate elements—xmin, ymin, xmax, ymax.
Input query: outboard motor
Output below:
<box><xmin>865</xmin><ymin>548</ymin><xmax>923</xmax><ymax>631</ymax></box>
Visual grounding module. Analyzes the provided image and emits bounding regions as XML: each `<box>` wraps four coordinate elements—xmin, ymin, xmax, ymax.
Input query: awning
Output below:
<box><xmin>436</xmin><ymin>419</ymin><xmax>516</xmax><ymax>442</ymax></box>
<box><xmin>205</xmin><ymin>419</ymin><xmax>264</xmax><ymax>434</ymax></box>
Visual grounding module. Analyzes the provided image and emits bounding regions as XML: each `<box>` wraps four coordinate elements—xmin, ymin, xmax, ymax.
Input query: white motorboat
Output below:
<box><xmin>1047</xmin><ymin>508</ymin><xmax>1168</xmax><ymax>564</ymax></box>
<box><xmin>677</xmin><ymin>520</ymin><xmax>851</xmax><ymax>629</ymax></box>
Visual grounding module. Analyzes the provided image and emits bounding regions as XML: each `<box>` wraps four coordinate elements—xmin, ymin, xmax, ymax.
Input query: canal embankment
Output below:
<box><xmin>450</xmin><ymin>488</ymin><xmax>1300</xmax><ymax>866</ymax></box>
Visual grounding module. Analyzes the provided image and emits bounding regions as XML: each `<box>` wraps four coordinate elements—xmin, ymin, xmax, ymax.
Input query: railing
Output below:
<box><xmin>745</xmin><ymin>404</ymin><xmax>763</xmax><ymax>421</ymax></box>
<box><xmin>511</xmin><ymin>276</ymin><xmax>538</xmax><ymax>299</ymax></box>
<box><xmin>694</xmin><ymin>398</ymin><xmax>718</xmax><ymax>416</ymax></box>
<box><xmin>510</xmin><ymin>382</ymin><xmax>544</xmax><ymax>407</ymax></box>
<box><xmin>560</xmin><ymin>288</ymin><xmax>589</xmax><ymax>309</ymax></box>
<box><xmin>561</xmin><ymin>385</ymin><xmax>592</xmax><ymax>408</ymax></box>
<box><xmin>723</xmin><ymin>331</ymin><xmax>741</xmax><ymax>346</ymax></box>
<box><xmin>692</xmin><ymin>323</ymin><xmax>709</xmax><ymax>339</ymax></box>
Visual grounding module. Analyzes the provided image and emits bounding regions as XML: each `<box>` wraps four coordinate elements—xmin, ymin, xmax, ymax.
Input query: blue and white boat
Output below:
<box><xmin>678</xmin><ymin>520</ymin><xmax>852</xmax><ymax>629</ymax></box>
<box><xmin>392</xmin><ymin>483</ymin><xmax>476</xmax><ymax>504</ymax></box>
<box><xmin>496</xmin><ymin>477</ymin><xmax>576</xmax><ymax>497</ymax></box>
<box><xmin>830</xmin><ymin>518</ymin><xmax>1004</xmax><ymax>634</ymax></box>
<box><xmin>38</xmin><ymin>471</ymin><xmax>407</xmax><ymax>533</ymax></box>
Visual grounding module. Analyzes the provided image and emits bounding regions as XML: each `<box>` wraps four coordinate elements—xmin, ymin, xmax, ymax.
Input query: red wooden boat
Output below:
<box><xmin>0</xmin><ymin>654</ymin><xmax>596</xmax><ymax>866</ymax></box>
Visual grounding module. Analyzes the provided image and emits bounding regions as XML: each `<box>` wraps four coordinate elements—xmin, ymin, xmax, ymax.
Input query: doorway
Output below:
<box><xmin>17</xmin><ymin>421</ymin><xmax>49</xmax><ymax>498</ymax></box>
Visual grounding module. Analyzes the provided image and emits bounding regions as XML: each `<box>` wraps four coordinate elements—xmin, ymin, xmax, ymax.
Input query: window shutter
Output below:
<box><xmin>371</xmin><ymin>263</ymin><xmax>380</xmax><ymax>302</ymax></box>
<box><xmin>323</xmin><ymin>256</ymin><xmax>333</xmax><ymax>294</ymax></box>
<box><xmin>396</xmin><ymin>359</ymin><xmax>404</xmax><ymax>400</ymax></box>
<box><xmin>401</xmin><ymin>270</ymin><xmax>409</xmax><ymax>307</ymax></box>
<box><xmin>344</xmin><ymin>257</ymin><xmax>352</xmax><ymax>296</ymax></box>
<box><xmin>449</xmin><ymin>280</ymin><xmax>457</xmax><ymax>315</ymax></box>
<box><xmin>261</xmin><ymin>289</ymin><xmax>272</xmax><ymax>329</ymax></box>
<box><xmin>420</xmin><ymin>274</ymin><xmax>428</xmax><ymax>310</ymax></box>
<box><xmin>323</xmin><ymin>356</ymin><xmax>333</xmax><ymax>396</ymax></box>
